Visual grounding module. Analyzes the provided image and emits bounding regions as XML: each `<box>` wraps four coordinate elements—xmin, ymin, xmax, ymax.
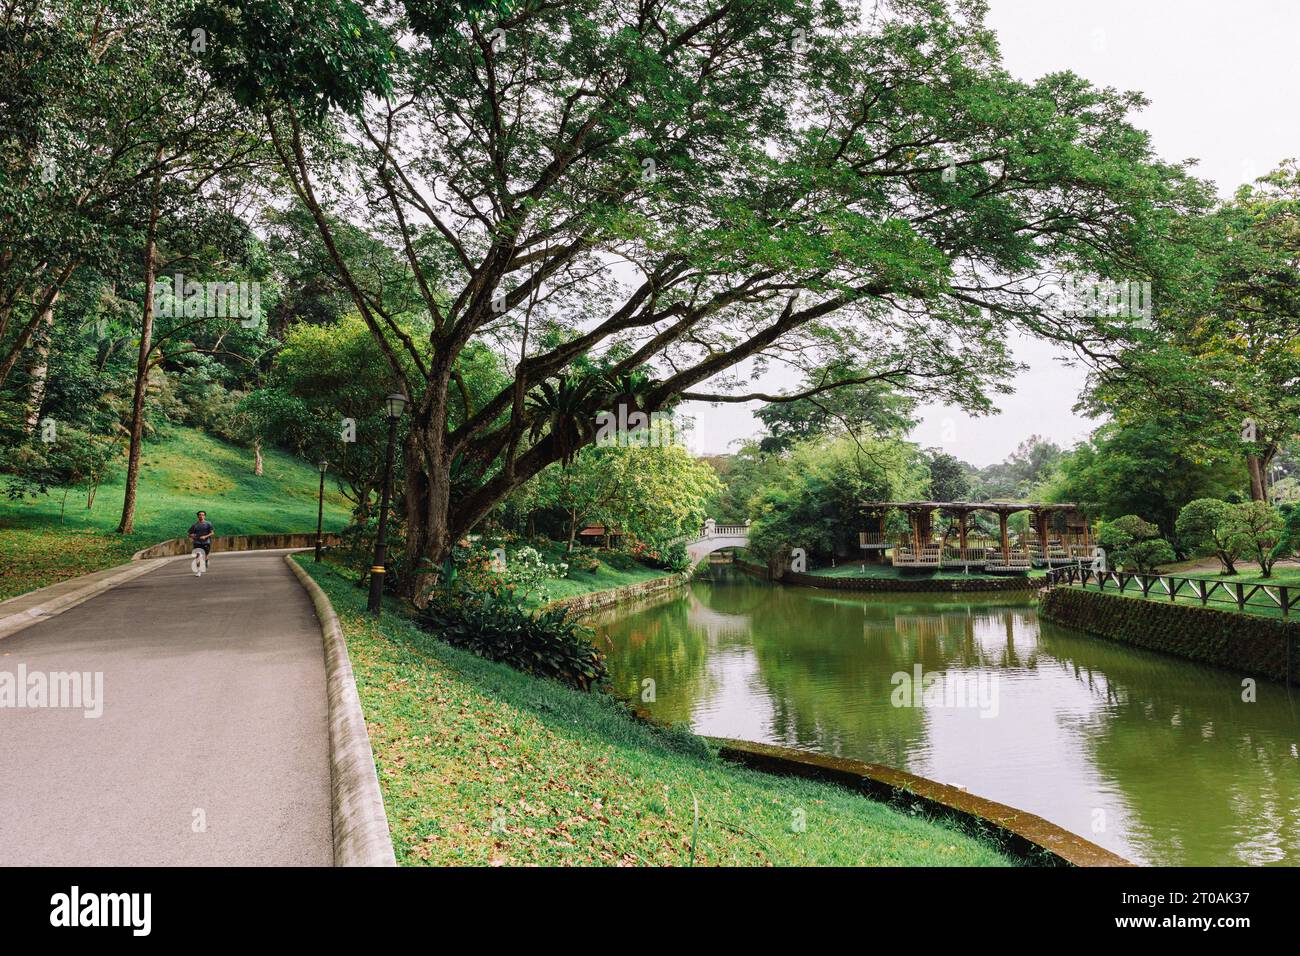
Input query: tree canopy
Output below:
<box><xmin>180</xmin><ymin>0</ymin><xmax>1203</xmax><ymax>592</ymax></box>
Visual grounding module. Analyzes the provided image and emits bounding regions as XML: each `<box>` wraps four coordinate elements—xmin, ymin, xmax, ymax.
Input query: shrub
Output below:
<box><xmin>504</xmin><ymin>545</ymin><xmax>568</xmax><ymax>601</ymax></box>
<box><xmin>602</xmin><ymin>550</ymin><xmax>641</xmax><ymax>571</ymax></box>
<box><xmin>566</xmin><ymin>544</ymin><xmax>602</xmax><ymax>573</ymax></box>
<box><xmin>1274</xmin><ymin>505</ymin><xmax>1300</xmax><ymax>566</ymax></box>
<box><xmin>1226</xmin><ymin>501</ymin><xmax>1285</xmax><ymax>577</ymax></box>
<box><xmin>625</xmin><ymin>536</ymin><xmax>689</xmax><ymax>572</ymax></box>
<box><xmin>1175</xmin><ymin>498</ymin><xmax>1241</xmax><ymax>574</ymax></box>
<box><xmin>1097</xmin><ymin>514</ymin><xmax>1173</xmax><ymax>573</ymax></box>
<box><xmin>417</xmin><ymin>589</ymin><xmax>607</xmax><ymax>691</ymax></box>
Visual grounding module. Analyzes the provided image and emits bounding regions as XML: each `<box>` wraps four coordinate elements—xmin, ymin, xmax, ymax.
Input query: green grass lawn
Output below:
<box><xmin>1178</xmin><ymin>565</ymin><xmax>1300</xmax><ymax>586</ymax></box>
<box><xmin>525</xmin><ymin>540</ymin><xmax>672</xmax><ymax>605</ymax></box>
<box><xmin>1064</xmin><ymin>563</ymin><xmax>1300</xmax><ymax>620</ymax></box>
<box><xmin>299</xmin><ymin>557</ymin><xmax>1016</xmax><ymax>867</ymax></box>
<box><xmin>0</xmin><ymin>426</ymin><xmax>351</xmax><ymax>600</ymax></box>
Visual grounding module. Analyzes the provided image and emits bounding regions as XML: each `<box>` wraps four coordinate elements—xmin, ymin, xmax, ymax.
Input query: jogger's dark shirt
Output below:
<box><xmin>189</xmin><ymin>520</ymin><xmax>214</xmax><ymax>550</ymax></box>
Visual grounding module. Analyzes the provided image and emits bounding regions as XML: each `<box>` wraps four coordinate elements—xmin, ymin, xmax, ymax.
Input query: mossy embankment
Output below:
<box><xmin>1039</xmin><ymin>585</ymin><xmax>1297</xmax><ymax>682</ymax></box>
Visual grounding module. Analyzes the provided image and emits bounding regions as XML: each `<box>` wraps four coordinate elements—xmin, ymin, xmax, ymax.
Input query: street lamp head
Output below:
<box><xmin>385</xmin><ymin>393</ymin><xmax>408</xmax><ymax>420</ymax></box>
<box><xmin>318</xmin><ymin>460</ymin><xmax>328</xmax><ymax>474</ymax></box>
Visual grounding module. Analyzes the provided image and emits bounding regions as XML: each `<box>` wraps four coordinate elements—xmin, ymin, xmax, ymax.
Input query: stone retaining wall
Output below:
<box><xmin>733</xmin><ymin>558</ymin><xmax>1040</xmax><ymax>592</ymax></box>
<box><xmin>544</xmin><ymin>572</ymin><xmax>690</xmax><ymax>616</ymax></box>
<box><xmin>133</xmin><ymin>532</ymin><xmax>342</xmax><ymax>560</ymax></box>
<box><xmin>710</xmin><ymin>737</ymin><xmax>1129</xmax><ymax>866</ymax></box>
<box><xmin>1039</xmin><ymin>585</ymin><xmax>1298</xmax><ymax>684</ymax></box>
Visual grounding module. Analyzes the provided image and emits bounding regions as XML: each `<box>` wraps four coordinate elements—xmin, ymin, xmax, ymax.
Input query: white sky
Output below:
<box><xmin>682</xmin><ymin>0</ymin><xmax>1300</xmax><ymax>466</ymax></box>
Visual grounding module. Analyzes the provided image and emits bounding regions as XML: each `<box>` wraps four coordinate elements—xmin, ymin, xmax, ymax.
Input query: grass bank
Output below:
<box><xmin>298</xmin><ymin>557</ymin><xmax>1016</xmax><ymax>867</ymax></box>
<box><xmin>1057</xmin><ymin>562</ymin><xmax>1300</xmax><ymax>621</ymax></box>
<box><xmin>521</xmin><ymin>539</ymin><xmax>672</xmax><ymax>606</ymax></box>
<box><xmin>0</xmin><ymin>426</ymin><xmax>350</xmax><ymax>600</ymax></box>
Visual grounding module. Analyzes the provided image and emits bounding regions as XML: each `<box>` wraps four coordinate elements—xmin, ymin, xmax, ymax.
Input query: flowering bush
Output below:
<box><xmin>627</xmin><ymin>536</ymin><xmax>689</xmax><ymax>572</ymax></box>
<box><xmin>504</xmin><ymin>545</ymin><xmax>568</xmax><ymax>601</ymax></box>
<box><xmin>566</xmin><ymin>544</ymin><xmax>602</xmax><ymax>573</ymax></box>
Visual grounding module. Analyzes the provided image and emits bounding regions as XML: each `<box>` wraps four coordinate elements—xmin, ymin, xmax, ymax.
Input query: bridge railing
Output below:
<box><xmin>698</xmin><ymin>523</ymin><xmax>749</xmax><ymax>539</ymax></box>
<box><xmin>1043</xmin><ymin>564</ymin><xmax>1298</xmax><ymax>619</ymax></box>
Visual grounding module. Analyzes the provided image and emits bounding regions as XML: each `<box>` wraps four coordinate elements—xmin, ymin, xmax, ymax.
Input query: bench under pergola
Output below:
<box><xmin>859</xmin><ymin>500</ymin><xmax>1092</xmax><ymax>571</ymax></box>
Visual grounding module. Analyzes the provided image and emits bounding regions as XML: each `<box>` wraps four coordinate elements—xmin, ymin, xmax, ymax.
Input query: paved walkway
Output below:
<box><xmin>0</xmin><ymin>550</ymin><xmax>332</xmax><ymax>865</ymax></box>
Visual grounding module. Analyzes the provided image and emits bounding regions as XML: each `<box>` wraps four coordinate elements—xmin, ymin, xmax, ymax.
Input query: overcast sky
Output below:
<box><xmin>681</xmin><ymin>0</ymin><xmax>1300</xmax><ymax>466</ymax></box>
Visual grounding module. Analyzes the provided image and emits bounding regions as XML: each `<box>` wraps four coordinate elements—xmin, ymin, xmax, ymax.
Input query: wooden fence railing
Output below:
<box><xmin>858</xmin><ymin>531</ymin><xmax>891</xmax><ymax>547</ymax></box>
<box><xmin>1044</xmin><ymin>564</ymin><xmax>1299</xmax><ymax>620</ymax></box>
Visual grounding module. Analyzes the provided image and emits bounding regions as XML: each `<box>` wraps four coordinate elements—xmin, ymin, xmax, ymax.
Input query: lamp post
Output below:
<box><xmin>314</xmin><ymin>460</ymin><xmax>328</xmax><ymax>562</ymax></box>
<box><xmin>368</xmin><ymin>393</ymin><xmax>407</xmax><ymax>614</ymax></box>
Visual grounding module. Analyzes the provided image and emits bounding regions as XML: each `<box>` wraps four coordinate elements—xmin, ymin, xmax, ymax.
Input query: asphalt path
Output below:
<box><xmin>0</xmin><ymin>550</ymin><xmax>332</xmax><ymax>865</ymax></box>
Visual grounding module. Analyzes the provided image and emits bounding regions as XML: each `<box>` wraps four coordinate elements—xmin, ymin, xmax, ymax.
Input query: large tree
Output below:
<box><xmin>1084</xmin><ymin>161</ymin><xmax>1300</xmax><ymax>502</ymax></box>
<box><xmin>195</xmin><ymin>0</ymin><xmax>1198</xmax><ymax>597</ymax></box>
<box><xmin>1044</xmin><ymin>419</ymin><xmax>1244</xmax><ymax>538</ymax></box>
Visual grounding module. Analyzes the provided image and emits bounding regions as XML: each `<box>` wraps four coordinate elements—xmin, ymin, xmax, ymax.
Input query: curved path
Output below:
<box><xmin>0</xmin><ymin>550</ymin><xmax>332</xmax><ymax>865</ymax></box>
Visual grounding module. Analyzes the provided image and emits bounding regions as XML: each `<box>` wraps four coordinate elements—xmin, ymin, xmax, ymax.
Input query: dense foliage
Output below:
<box><xmin>1097</xmin><ymin>515</ymin><xmax>1175</xmax><ymax>574</ymax></box>
<box><xmin>3</xmin><ymin>0</ymin><xmax>1297</xmax><ymax>639</ymax></box>
<box><xmin>418</xmin><ymin>587</ymin><xmax>607</xmax><ymax>691</ymax></box>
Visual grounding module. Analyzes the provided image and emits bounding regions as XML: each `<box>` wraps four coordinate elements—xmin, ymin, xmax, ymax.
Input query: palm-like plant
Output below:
<box><xmin>525</xmin><ymin>374</ymin><xmax>602</xmax><ymax>466</ymax></box>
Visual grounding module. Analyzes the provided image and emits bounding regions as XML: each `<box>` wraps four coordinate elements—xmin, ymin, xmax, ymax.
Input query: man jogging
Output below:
<box><xmin>188</xmin><ymin>511</ymin><xmax>214</xmax><ymax>576</ymax></box>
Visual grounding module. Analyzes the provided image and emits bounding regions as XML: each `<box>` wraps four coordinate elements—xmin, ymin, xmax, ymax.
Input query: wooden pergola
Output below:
<box><xmin>860</xmin><ymin>500</ymin><xmax>1091</xmax><ymax>568</ymax></box>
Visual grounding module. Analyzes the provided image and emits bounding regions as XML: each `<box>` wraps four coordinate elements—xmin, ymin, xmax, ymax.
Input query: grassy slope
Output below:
<box><xmin>523</xmin><ymin>539</ymin><xmax>671</xmax><ymax>605</ymax></box>
<box><xmin>300</xmin><ymin>558</ymin><xmax>1015</xmax><ymax>867</ymax></box>
<box><xmin>0</xmin><ymin>426</ymin><xmax>351</xmax><ymax>600</ymax></box>
<box><xmin>1068</xmin><ymin>564</ymin><xmax>1300</xmax><ymax>620</ymax></box>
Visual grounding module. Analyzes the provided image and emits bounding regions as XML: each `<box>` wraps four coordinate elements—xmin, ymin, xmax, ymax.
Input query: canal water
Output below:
<box><xmin>590</xmin><ymin>564</ymin><xmax>1300</xmax><ymax>865</ymax></box>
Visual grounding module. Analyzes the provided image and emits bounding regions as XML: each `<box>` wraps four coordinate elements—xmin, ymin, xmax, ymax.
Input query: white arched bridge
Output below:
<box><xmin>685</xmin><ymin>519</ymin><xmax>750</xmax><ymax>567</ymax></box>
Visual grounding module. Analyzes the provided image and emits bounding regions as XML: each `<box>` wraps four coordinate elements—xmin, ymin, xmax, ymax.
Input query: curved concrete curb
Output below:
<box><xmin>0</xmin><ymin>558</ymin><xmax>172</xmax><ymax>641</ymax></box>
<box><xmin>709</xmin><ymin>737</ymin><xmax>1132</xmax><ymax>867</ymax></box>
<box><xmin>285</xmin><ymin>555</ymin><xmax>397</xmax><ymax>867</ymax></box>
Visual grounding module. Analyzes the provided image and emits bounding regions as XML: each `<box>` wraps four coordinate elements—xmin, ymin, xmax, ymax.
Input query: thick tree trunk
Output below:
<box><xmin>402</xmin><ymin>410</ymin><xmax>452</xmax><ymax>607</ymax></box>
<box><xmin>253</xmin><ymin>437</ymin><xmax>264</xmax><ymax>476</ymax></box>
<box><xmin>117</xmin><ymin>156</ymin><xmax>164</xmax><ymax>535</ymax></box>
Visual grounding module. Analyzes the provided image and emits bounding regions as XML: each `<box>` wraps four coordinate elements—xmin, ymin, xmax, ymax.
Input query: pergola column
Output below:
<box><xmin>958</xmin><ymin>511</ymin><xmax>968</xmax><ymax>550</ymax></box>
<box><xmin>999</xmin><ymin>512</ymin><xmax>1010</xmax><ymax>561</ymax></box>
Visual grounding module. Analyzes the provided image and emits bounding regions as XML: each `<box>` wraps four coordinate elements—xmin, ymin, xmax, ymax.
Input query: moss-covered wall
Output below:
<box><xmin>544</xmin><ymin>572</ymin><xmax>689</xmax><ymax>616</ymax></box>
<box><xmin>733</xmin><ymin>558</ymin><xmax>1039</xmax><ymax>593</ymax></box>
<box><xmin>1039</xmin><ymin>586</ymin><xmax>1298</xmax><ymax>684</ymax></box>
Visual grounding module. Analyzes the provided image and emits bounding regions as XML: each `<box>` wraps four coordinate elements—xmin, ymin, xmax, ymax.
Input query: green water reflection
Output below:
<box><xmin>591</xmin><ymin>565</ymin><xmax>1300</xmax><ymax>865</ymax></box>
